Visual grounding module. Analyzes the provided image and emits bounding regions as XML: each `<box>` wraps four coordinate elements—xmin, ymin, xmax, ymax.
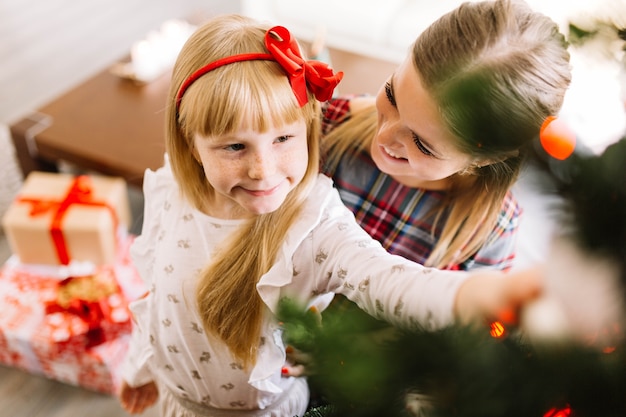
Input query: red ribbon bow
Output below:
<box><xmin>18</xmin><ymin>175</ymin><xmax>118</xmax><ymax>265</ymax></box>
<box><xmin>264</xmin><ymin>25</ymin><xmax>343</xmax><ymax>106</ymax></box>
<box><xmin>176</xmin><ymin>25</ymin><xmax>343</xmax><ymax>111</ymax></box>
<box><xmin>45</xmin><ymin>292</ymin><xmax>108</xmax><ymax>347</ymax></box>
<box><xmin>44</xmin><ymin>275</ymin><xmax>125</xmax><ymax>347</ymax></box>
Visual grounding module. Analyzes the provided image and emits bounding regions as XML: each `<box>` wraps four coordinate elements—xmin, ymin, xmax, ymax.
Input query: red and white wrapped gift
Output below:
<box><xmin>0</xmin><ymin>234</ymin><xmax>146</xmax><ymax>394</ymax></box>
<box><xmin>1</xmin><ymin>171</ymin><xmax>132</xmax><ymax>266</ymax></box>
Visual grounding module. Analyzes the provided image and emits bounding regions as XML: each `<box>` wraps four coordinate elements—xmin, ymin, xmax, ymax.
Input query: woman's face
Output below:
<box><xmin>371</xmin><ymin>57</ymin><xmax>475</xmax><ymax>190</ymax></box>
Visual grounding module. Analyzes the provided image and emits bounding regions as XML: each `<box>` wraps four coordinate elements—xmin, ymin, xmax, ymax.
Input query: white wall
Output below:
<box><xmin>0</xmin><ymin>0</ymin><xmax>241</xmax><ymax>125</ymax></box>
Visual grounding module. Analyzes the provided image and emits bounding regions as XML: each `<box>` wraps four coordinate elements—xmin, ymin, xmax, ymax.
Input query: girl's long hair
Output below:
<box><xmin>166</xmin><ymin>15</ymin><xmax>320</xmax><ymax>368</ymax></box>
<box><xmin>324</xmin><ymin>0</ymin><xmax>571</xmax><ymax>269</ymax></box>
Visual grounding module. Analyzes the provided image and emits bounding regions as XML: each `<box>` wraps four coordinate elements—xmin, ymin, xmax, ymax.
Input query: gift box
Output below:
<box><xmin>0</xmin><ymin>233</ymin><xmax>146</xmax><ymax>394</ymax></box>
<box><xmin>1</xmin><ymin>171</ymin><xmax>132</xmax><ymax>266</ymax></box>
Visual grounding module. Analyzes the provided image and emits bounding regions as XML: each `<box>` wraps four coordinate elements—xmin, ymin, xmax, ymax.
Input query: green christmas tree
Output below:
<box><xmin>279</xmin><ymin>137</ymin><xmax>626</xmax><ymax>417</ymax></box>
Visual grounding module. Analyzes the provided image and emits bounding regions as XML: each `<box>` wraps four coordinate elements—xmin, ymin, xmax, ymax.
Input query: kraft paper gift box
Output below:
<box><xmin>1</xmin><ymin>171</ymin><xmax>132</xmax><ymax>266</ymax></box>
<box><xmin>0</xmin><ymin>234</ymin><xmax>147</xmax><ymax>394</ymax></box>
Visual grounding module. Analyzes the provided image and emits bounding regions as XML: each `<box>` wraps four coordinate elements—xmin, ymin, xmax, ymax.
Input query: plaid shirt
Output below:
<box><xmin>321</xmin><ymin>97</ymin><xmax>520</xmax><ymax>271</ymax></box>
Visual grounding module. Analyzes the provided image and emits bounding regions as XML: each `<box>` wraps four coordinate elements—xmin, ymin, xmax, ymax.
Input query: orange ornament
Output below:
<box><xmin>540</xmin><ymin>116</ymin><xmax>576</xmax><ymax>160</ymax></box>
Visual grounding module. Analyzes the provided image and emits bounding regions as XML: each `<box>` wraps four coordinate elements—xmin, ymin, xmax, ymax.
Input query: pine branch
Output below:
<box><xmin>283</xmin><ymin>137</ymin><xmax>626</xmax><ymax>417</ymax></box>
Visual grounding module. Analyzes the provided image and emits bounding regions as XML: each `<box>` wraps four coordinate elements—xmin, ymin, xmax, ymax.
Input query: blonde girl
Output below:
<box><xmin>118</xmin><ymin>13</ymin><xmax>542</xmax><ymax>417</ymax></box>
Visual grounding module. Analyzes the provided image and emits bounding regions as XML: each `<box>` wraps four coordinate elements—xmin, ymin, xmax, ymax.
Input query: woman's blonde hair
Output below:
<box><xmin>166</xmin><ymin>14</ymin><xmax>321</xmax><ymax>367</ymax></box>
<box><xmin>324</xmin><ymin>0</ymin><xmax>571</xmax><ymax>269</ymax></box>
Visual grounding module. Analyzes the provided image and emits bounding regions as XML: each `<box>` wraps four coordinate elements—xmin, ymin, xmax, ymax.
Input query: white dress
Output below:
<box><xmin>120</xmin><ymin>159</ymin><xmax>467</xmax><ymax>415</ymax></box>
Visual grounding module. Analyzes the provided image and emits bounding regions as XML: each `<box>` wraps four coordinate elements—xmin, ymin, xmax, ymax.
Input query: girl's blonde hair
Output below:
<box><xmin>166</xmin><ymin>14</ymin><xmax>321</xmax><ymax>368</ymax></box>
<box><xmin>324</xmin><ymin>0</ymin><xmax>571</xmax><ymax>269</ymax></box>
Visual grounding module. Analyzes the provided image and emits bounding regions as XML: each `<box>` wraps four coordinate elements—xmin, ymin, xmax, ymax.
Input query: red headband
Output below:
<box><xmin>175</xmin><ymin>25</ymin><xmax>343</xmax><ymax>111</ymax></box>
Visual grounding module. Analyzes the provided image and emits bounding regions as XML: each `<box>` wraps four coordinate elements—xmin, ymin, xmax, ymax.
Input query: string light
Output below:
<box><xmin>489</xmin><ymin>321</ymin><xmax>506</xmax><ymax>338</ymax></box>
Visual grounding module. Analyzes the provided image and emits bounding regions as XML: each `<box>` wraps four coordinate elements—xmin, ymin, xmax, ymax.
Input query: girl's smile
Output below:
<box><xmin>380</xmin><ymin>145</ymin><xmax>408</xmax><ymax>161</ymax></box>
<box><xmin>240</xmin><ymin>182</ymin><xmax>284</xmax><ymax>197</ymax></box>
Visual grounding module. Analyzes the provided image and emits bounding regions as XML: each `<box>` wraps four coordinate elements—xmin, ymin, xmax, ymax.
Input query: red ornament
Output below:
<box><xmin>543</xmin><ymin>405</ymin><xmax>572</xmax><ymax>417</ymax></box>
<box><xmin>540</xmin><ymin>116</ymin><xmax>576</xmax><ymax>160</ymax></box>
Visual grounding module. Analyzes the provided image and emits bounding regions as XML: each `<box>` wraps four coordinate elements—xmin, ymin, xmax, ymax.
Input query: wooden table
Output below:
<box><xmin>10</xmin><ymin>66</ymin><xmax>171</xmax><ymax>187</ymax></box>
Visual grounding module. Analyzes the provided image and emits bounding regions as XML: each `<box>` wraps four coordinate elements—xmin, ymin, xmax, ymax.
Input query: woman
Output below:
<box><xmin>322</xmin><ymin>0</ymin><xmax>572</xmax><ymax>271</ymax></box>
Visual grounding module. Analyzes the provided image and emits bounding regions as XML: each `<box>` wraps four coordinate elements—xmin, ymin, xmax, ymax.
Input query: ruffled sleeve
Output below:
<box><xmin>256</xmin><ymin>175</ymin><xmax>337</xmax><ymax>312</ymax></box>
<box><xmin>250</xmin><ymin>175</ymin><xmax>336</xmax><ymax>390</ymax></box>
<box><xmin>120</xmin><ymin>154</ymin><xmax>174</xmax><ymax>387</ymax></box>
<box><xmin>129</xmin><ymin>155</ymin><xmax>174</xmax><ymax>287</ymax></box>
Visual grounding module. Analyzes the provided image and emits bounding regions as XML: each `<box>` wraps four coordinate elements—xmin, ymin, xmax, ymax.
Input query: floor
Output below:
<box><xmin>0</xmin><ymin>364</ymin><xmax>159</xmax><ymax>417</ymax></box>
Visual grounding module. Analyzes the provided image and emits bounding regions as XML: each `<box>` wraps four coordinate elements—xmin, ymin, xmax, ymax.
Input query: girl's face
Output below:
<box><xmin>193</xmin><ymin>120</ymin><xmax>309</xmax><ymax>219</ymax></box>
<box><xmin>371</xmin><ymin>57</ymin><xmax>475</xmax><ymax>190</ymax></box>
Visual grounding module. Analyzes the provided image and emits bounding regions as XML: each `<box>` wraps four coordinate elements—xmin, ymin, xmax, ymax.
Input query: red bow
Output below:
<box><xmin>44</xmin><ymin>275</ymin><xmax>126</xmax><ymax>347</ymax></box>
<box><xmin>176</xmin><ymin>25</ymin><xmax>343</xmax><ymax>111</ymax></box>
<box><xmin>18</xmin><ymin>175</ymin><xmax>118</xmax><ymax>265</ymax></box>
<box><xmin>264</xmin><ymin>25</ymin><xmax>343</xmax><ymax>106</ymax></box>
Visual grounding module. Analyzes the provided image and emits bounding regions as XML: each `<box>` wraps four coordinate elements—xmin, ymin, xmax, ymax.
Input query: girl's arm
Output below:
<box><xmin>301</xmin><ymin>189</ymin><xmax>541</xmax><ymax>329</ymax></box>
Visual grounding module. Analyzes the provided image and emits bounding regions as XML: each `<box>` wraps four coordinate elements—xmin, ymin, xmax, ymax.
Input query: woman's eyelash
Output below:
<box><xmin>384</xmin><ymin>81</ymin><xmax>397</xmax><ymax>107</ymax></box>
<box><xmin>385</xmin><ymin>80</ymin><xmax>433</xmax><ymax>157</ymax></box>
<box><xmin>413</xmin><ymin>134</ymin><xmax>434</xmax><ymax>156</ymax></box>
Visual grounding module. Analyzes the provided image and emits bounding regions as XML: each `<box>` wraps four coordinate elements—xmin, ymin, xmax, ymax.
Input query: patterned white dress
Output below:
<box><xmin>120</xmin><ymin>157</ymin><xmax>467</xmax><ymax>416</ymax></box>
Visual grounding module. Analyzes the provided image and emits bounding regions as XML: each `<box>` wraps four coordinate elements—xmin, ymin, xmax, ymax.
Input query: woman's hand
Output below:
<box><xmin>119</xmin><ymin>380</ymin><xmax>159</xmax><ymax>415</ymax></box>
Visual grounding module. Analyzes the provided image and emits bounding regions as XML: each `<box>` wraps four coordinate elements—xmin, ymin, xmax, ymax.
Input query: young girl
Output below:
<box><xmin>118</xmin><ymin>14</ymin><xmax>542</xmax><ymax>416</ymax></box>
<box><xmin>322</xmin><ymin>0</ymin><xmax>572</xmax><ymax>271</ymax></box>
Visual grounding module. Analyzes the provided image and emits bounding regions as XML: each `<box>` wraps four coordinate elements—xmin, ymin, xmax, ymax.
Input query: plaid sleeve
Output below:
<box><xmin>459</xmin><ymin>190</ymin><xmax>522</xmax><ymax>271</ymax></box>
<box><xmin>321</xmin><ymin>96</ymin><xmax>353</xmax><ymax>136</ymax></box>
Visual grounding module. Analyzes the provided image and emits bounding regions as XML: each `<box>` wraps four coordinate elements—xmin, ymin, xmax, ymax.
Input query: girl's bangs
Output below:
<box><xmin>180</xmin><ymin>61</ymin><xmax>315</xmax><ymax>138</ymax></box>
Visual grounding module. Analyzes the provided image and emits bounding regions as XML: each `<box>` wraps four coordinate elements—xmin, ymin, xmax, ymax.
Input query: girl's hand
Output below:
<box><xmin>282</xmin><ymin>305</ymin><xmax>321</xmax><ymax>378</ymax></box>
<box><xmin>119</xmin><ymin>380</ymin><xmax>159</xmax><ymax>414</ymax></box>
<box><xmin>454</xmin><ymin>267</ymin><xmax>543</xmax><ymax>326</ymax></box>
<box><xmin>282</xmin><ymin>344</ymin><xmax>312</xmax><ymax>377</ymax></box>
